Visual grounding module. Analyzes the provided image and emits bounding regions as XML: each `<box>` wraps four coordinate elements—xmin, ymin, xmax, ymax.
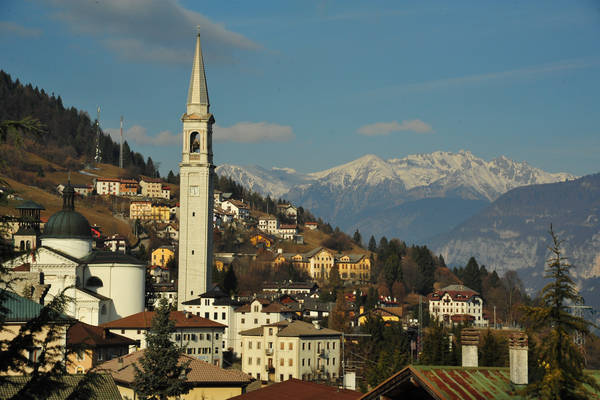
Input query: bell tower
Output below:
<box><xmin>178</xmin><ymin>30</ymin><xmax>215</xmax><ymax>308</ymax></box>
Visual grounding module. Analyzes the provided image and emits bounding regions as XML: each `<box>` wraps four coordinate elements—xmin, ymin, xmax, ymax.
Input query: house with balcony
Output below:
<box><xmin>240</xmin><ymin>320</ymin><xmax>341</xmax><ymax>383</ymax></box>
<box><xmin>427</xmin><ymin>284</ymin><xmax>488</xmax><ymax>327</ymax></box>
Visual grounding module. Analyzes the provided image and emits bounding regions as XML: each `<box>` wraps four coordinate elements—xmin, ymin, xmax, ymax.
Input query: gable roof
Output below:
<box><xmin>0</xmin><ymin>374</ymin><xmax>122</xmax><ymax>400</ymax></box>
<box><xmin>94</xmin><ymin>350</ymin><xmax>251</xmax><ymax>387</ymax></box>
<box><xmin>67</xmin><ymin>321</ymin><xmax>136</xmax><ymax>347</ymax></box>
<box><xmin>100</xmin><ymin>310</ymin><xmax>226</xmax><ymax>329</ymax></box>
<box><xmin>228</xmin><ymin>378</ymin><xmax>360</xmax><ymax>400</ymax></box>
<box><xmin>240</xmin><ymin>320</ymin><xmax>341</xmax><ymax>338</ymax></box>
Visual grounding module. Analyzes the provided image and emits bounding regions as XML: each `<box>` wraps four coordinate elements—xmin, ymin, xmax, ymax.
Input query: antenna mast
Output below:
<box><xmin>94</xmin><ymin>106</ymin><xmax>102</xmax><ymax>165</ymax></box>
<box><xmin>119</xmin><ymin>115</ymin><xmax>124</xmax><ymax>169</ymax></box>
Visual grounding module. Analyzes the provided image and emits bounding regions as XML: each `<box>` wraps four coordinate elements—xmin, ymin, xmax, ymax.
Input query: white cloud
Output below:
<box><xmin>42</xmin><ymin>0</ymin><xmax>261</xmax><ymax>64</ymax></box>
<box><xmin>357</xmin><ymin>119</ymin><xmax>433</xmax><ymax>136</ymax></box>
<box><xmin>0</xmin><ymin>21</ymin><xmax>42</xmax><ymax>37</ymax></box>
<box><xmin>105</xmin><ymin>125</ymin><xmax>179</xmax><ymax>146</ymax></box>
<box><xmin>214</xmin><ymin>122</ymin><xmax>294</xmax><ymax>143</ymax></box>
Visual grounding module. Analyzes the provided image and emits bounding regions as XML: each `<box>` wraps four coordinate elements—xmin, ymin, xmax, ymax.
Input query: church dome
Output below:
<box><xmin>43</xmin><ymin>209</ymin><xmax>91</xmax><ymax>239</ymax></box>
<box><xmin>42</xmin><ymin>181</ymin><xmax>91</xmax><ymax>240</ymax></box>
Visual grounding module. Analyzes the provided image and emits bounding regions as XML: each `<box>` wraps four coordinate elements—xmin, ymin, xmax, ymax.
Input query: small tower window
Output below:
<box><xmin>190</xmin><ymin>132</ymin><xmax>200</xmax><ymax>153</ymax></box>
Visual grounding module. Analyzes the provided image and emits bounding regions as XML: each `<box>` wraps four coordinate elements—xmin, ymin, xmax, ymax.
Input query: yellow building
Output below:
<box><xmin>94</xmin><ymin>350</ymin><xmax>252</xmax><ymax>400</ymax></box>
<box><xmin>151</xmin><ymin>204</ymin><xmax>170</xmax><ymax>222</ymax></box>
<box><xmin>249</xmin><ymin>232</ymin><xmax>275</xmax><ymax>248</ymax></box>
<box><xmin>129</xmin><ymin>200</ymin><xmax>152</xmax><ymax>220</ymax></box>
<box><xmin>357</xmin><ymin>306</ymin><xmax>403</xmax><ymax>326</ymax></box>
<box><xmin>271</xmin><ymin>247</ymin><xmax>371</xmax><ymax>282</ymax></box>
<box><xmin>151</xmin><ymin>246</ymin><xmax>175</xmax><ymax>268</ymax></box>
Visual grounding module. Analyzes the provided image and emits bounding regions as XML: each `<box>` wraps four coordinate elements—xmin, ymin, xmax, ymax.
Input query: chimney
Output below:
<box><xmin>461</xmin><ymin>328</ymin><xmax>479</xmax><ymax>367</ymax></box>
<box><xmin>509</xmin><ymin>332</ymin><xmax>528</xmax><ymax>385</ymax></box>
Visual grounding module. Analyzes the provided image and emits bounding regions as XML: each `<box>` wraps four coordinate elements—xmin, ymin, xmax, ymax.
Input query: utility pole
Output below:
<box><xmin>567</xmin><ymin>301</ymin><xmax>593</xmax><ymax>364</ymax></box>
<box><xmin>494</xmin><ymin>305</ymin><xmax>497</xmax><ymax>330</ymax></box>
<box><xmin>341</xmin><ymin>332</ymin><xmax>371</xmax><ymax>389</ymax></box>
<box><xmin>119</xmin><ymin>115</ymin><xmax>124</xmax><ymax>169</ymax></box>
<box><xmin>418</xmin><ymin>295</ymin><xmax>423</xmax><ymax>361</ymax></box>
<box><xmin>94</xmin><ymin>106</ymin><xmax>102</xmax><ymax>165</ymax></box>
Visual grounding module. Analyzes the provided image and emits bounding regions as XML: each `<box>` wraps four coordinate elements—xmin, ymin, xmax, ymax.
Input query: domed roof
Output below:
<box><xmin>42</xmin><ymin>181</ymin><xmax>92</xmax><ymax>240</ymax></box>
<box><xmin>43</xmin><ymin>209</ymin><xmax>92</xmax><ymax>239</ymax></box>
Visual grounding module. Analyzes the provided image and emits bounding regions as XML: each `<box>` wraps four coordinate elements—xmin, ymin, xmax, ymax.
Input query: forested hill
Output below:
<box><xmin>0</xmin><ymin>70</ymin><xmax>158</xmax><ymax>177</ymax></box>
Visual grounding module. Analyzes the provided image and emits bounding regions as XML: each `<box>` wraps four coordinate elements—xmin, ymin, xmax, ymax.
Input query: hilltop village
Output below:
<box><xmin>1</xmin><ymin>32</ymin><xmax>599</xmax><ymax>400</ymax></box>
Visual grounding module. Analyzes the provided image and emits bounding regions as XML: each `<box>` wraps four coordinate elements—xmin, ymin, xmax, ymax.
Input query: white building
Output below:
<box><xmin>221</xmin><ymin>199</ymin><xmax>250</xmax><ymax>220</ymax></box>
<box><xmin>277</xmin><ymin>224</ymin><xmax>298</xmax><ymax>240</ymax></box>
<box><xmin>178</xmin><ymin>31</ymin><xmax>215</xmax><ymax>306</ymax></box>
<box><xmin>95</xmin><ymin>178</ymin><xmax>121</xmax><ymax>196</ymax></box>
<box><xmin>101</xmin><ymin>310</ymin><xmax>226</xmax><ymax>367</ymax></box>
<box><xmin>240</xmin><ymin>320</ymin><xmax>342</xmax><ymax>383</ymax></box>
<box><xmin>161</xmin><ymin>185</ymin><xmax>171</xmax><ymax>200</ymax></box>
<box><xmin>3</xmin><ymin>184</ymin><xmax>145</xmax><ymax>325</ymax></box>
<box><xmin>427</xmin><ymin>284</ymin><xmax>487</xmax><ymax>327</ymax></box>
<box><xmin>233</xmin><ymin>299</ymin><xmax>295</xmax><ymax>357</ymax></box>
<box><xmin>180</xmin><ymin>286</ymin><xmax>242</xmax><ymax>355</ymax></box>
<box><xmin>258</xmin><ymin>216</ymin><xmax>278</xmax><ymax>235</ymax></box>
<box><xmin>139</xmin><ymin>177</ymin><xmax>163</xmax><ymax>198</ymax></box>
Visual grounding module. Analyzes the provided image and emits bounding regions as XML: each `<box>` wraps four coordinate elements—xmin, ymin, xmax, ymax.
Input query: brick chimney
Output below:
<box><xmin>509</xmin><ymin>332</ymin><xmax>528</xmax><ymax>385</ymax></box>
<box><xmin>461</xmin><ymin>328</ymin><xmax>479</xmax><ymax>367</ymax></box>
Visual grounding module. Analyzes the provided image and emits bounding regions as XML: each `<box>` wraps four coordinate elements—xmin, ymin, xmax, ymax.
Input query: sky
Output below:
<box><xmin>1</xmin><ymin>0</ymin><xmax>599</xmax><ymax>177</ymax></box>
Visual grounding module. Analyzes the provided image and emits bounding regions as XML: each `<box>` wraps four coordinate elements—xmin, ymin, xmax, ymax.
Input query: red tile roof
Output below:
<box><xmin>229</xmin><ymin>379</ymin><xmax>360</xmax><ymax>400</ymax></box>
<box><xmin>67</xmin><ymin>321</ymin><xmax>136</xmax><ymax>347</ymax></box>
<box><xmin>100</xmin><ymin>311</ymin><xmax>226</xmax><ymax>329</ymax></box>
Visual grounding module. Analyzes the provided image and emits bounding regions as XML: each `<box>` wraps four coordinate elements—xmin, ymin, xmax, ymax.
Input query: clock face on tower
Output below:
<box><xmin>189</xmin><ymin>186</ymin><xmax>200</xmax><ymax>196</ymax></box>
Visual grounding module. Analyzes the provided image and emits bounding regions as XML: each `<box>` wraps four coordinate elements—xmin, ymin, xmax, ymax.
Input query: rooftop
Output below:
<box><xmin>240</xmin><ymin>320</ymin><xmax>341</xmax><ymax>338</ymax></box>
<box><xmin>94</xmin><ymin>350</ymin><xmax>251</xmax><ymax>387</ymax></box>
<box><xmin>0</xmin><ymin>374</ymin><xmax>121</xmax><ymax>400</ymax></box>
<box><xmin>100</xmin><ymin>310</ymin><xmax>226</xmax><ymax>329</ymax></box>
<box><xmin>67</xmin><ymin>321</ymin><xmax>136</xmax><ymax>347</ymax></box>
<box><xmin>228</xmin><ymin>378</ymin><xmax>360</xmax><ymax>400</ymax></box>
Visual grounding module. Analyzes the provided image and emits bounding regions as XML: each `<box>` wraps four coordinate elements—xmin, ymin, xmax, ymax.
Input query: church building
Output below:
<box><xmin>177</xmin><ymin>31</ymin><xmax>215</xmax><ymax>307</ymax></box>
<box><xmin>4</xmin><ymin>183</ymin><xmax>146</xmax><ymax>325</ymax></box>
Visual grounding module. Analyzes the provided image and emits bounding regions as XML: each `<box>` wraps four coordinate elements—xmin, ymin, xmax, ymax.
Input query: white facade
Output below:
<box><xmin>181</xmin><ymin>296</ymin><xmax>238</xmax><ymax>355</ymax></box>
<box><xmin>240</xmin><ymin>321</ymin><xmax>341</xmax><ymax>383</ymax></box>
<box><xmin>95</xmin><ymin>179</ymin><xmax>121</xmax><ymax>196</ymax></box>
<box><xmin>258</xmin><ymin>217</ymin><xmax>278</xmax><ymax>235</ymax></box>
<box><xmin>234</xmin><ymin>299</ymin><xmax>294</xmax><ymax>357</ymax></box>
<box><xmin>428</xmin><ymin>285</ymin><xmax>487</xmax><ymax>327</ymax></box>
<box><xmin>178</xmin><ymin>33</ymin><xmax>214</xmax><ymax>307</ymax></box>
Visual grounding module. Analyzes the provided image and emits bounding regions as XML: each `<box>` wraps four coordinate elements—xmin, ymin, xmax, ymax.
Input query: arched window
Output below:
<box><xmin>26</xmin><ymin>241</ymin><xmax>31</xmax><ymax>250</ymax></box>
<box><xmin>86</xmin><ymin>276</ymin><xmax>103</xmax><ymax>288</ymax></box>
<box><xmin>19</xmin><ymin>240</ymin><xmax>25</xmax><ymax>251</ymax></box>
<box><xmin>190</xmin><ymin>131</ymin><xmax>200</xmax><ymax>153</ymax></box>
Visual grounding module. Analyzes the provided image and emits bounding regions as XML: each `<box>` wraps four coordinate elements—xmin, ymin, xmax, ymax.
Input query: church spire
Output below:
<box><xmin>187</xmin><ymin>27</ymin><xmax>210</xmax><ymax>115</ymax></box>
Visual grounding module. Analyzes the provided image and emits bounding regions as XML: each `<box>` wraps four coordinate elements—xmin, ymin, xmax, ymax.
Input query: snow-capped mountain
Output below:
<box><xmin>215</xmin><ymin>150</ymin><xmax>575</xmax><ymax>241</ymax></box>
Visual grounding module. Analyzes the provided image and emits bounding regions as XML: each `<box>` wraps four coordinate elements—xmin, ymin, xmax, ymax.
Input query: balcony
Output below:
<box><xmin>265</xmin><ymin>348</ymin><xmax>274</xmax><ymax>356</ymax></box>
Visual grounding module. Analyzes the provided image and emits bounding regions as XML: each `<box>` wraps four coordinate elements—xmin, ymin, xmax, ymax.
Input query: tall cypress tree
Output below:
<box><xmin>133</xmin><ymin>299</ymin><xmax>190</xmax><ymax>400</ymax></box>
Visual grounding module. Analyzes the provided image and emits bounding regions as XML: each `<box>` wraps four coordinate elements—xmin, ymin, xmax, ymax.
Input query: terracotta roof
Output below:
<box><xmin>228</xmin><ymin>378</ymin><xmax>360</xmax><ymax>400</ymax></box>
<box><xmin>240</xmin><ymin>320</ymin><xmax>341</xmax><ymax>338</ymax></box>
<box><xmin>12</xmin><ymin>263</ymin><xmax>30</xmax><ymax>272</ymax></box>
<box><xmin>139</xmin><ymin>177</ymin><xmax>163</xmax><ymax>183</ymax></box>
<box><xmin>100</xmin><ymin>311</ymin><xmax>226</xmax><ymax>329</ymax></box>
<box><xmin>235</xmin><ymin>299</ymin><xmax>287</xmax><ymax>313</ymax></box>
<box><xmin>226</xmin><ymin>199</ymin><xmax>250</xmax><ymax>209</ymax></box>
<box><xmin>94</xmin><ymin>350</ymin><xmax>251</xmax><ymax>386</ymax></box>
<box><xmin>67</xmin><ymin>321</ymin><xmax>136</xmax><ymax>347</ymax></box>
<box><xmin>96</xmin><ymin>177</ymin><xmax>120</xmax><ymax>182</ymax></box>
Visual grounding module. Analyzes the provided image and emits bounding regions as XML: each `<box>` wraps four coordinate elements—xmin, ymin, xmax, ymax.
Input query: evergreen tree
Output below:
<box><xmin>223</xmin><ymin>265</ymin><xmax>238</xmax><ymax>296</ymax></box>
<box><xmin>383</xmin><ymin>254</ymin><xmax>401</xmax><ymax>294</ymax></box>
<box><xmin>520</xmin><ymin>227</ymin><xmax>600</xmax><ymax>399</ymax></box>
<box><xmin>133</xmin><ymin>299</ymin><xmax>190</xmax><ymax>400</ymax></box>
<box><xmin>479</xmin><ymin>329</ymin><xmax>507</xmax><ymax>367</ymax></box>
<box><xmin>328</xmin><ymin>291</ymin><xmax>350</xmax><ymax>333</ymax></box>
<box><xmin>368</xmin><ymin>235</ymin><xmax>377</xmax><ymax>252</ymax></box>
<box><xmin>352</xmin><ymin>229</ymin><xmax>362</xmax><ymax>247</ymax></box>
<box><xmin>420</xmin><ymin>321</ymin><xmax>457</xmax><ymax>366</ymax></box>
<box><xmin>462</xmin><ymin>257</ymin><xmax>482</xmax><ymax>293</ymax></box>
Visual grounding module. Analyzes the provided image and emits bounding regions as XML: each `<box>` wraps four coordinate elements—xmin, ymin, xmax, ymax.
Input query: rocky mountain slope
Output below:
<box><xmin>216</xmin><ymin>151</ymin><xmax>574</xmax><ymax>241</ymax></box>
<box><xmin>430</xmin><ymin>173</ymin><xmax>600</xmax><ymax>314</ymax></box>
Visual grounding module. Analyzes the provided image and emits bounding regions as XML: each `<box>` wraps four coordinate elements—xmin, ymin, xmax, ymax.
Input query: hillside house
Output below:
<box><xmin>129</xmin><ymin>200</ymin><xmax>152</xmax><ymax>220</ymax></box>
<box><xmin>427</xmin><ymin>284</ymin><xmax>487</xmax><ymax>327</ymax></box>
<box><xmin>277</xmin><ymin>203</ymin><xmax>298</xmax><ymax>221</ymax></box>
<box><xmin>119</xmin><ymin>179</ymin><xmax>139</xmax><ymax>196</ymax></box>
<box><xmin>222</xmin><ymin>199</ymin><xmax>250</xmax><ymax>219</ymax></box>
<box><xmin>139</xmin><ymin>177</ymin><xmax>163</xmax><ymax>198</ymax></box>
<box><xmin>95</xmin><ymin>178</ymin><xmax>121</xmax><ymax>196</ymax></box>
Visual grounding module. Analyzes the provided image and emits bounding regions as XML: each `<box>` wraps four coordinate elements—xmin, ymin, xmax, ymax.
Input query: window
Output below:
<box><xmin>288</xmin><ymin>359</ymin><xmax>293</xmax><ymax>366</ymax></box>
<box><xmin>256</xmin><ymin>357</ymin><xmax>260</xmax><ymax>365</ymax></box>
<box><xmin>254</xmin><ymin>318</ymin><xmax>258</xmax><ymax>324</ymax></box>
<box><xmin>302</xmin><ymin>343</ymin><xmax>305</xmax><ymax>351</ymax></box>
<box><xmin>302</xmin><ymin>359</ymin><xmax>305</xmax><ymax>366</ymax></box>
<box><xmin>249</xmin><ymin>342</ymin><xmax>253</xmax><ymax>349</ymax></box>
<box><xmin>121</xmin><ymin>329</ymin><xmax>125</xmax><ymax>334</ymax></box>
<box><xmin>257</xmin><ymin>342</ymin><xmax>261</xmax><ymax>349</ymax></box>
<box><xmin>289</xmin><ymin>343</ymin><xmax>293</xmax><ymax>350</ymax></box>
<box><xmin>308</xmin><ymin>343</ymin><xmax>311</xmax><ymax>350</ymax></box>
<box><xmin>175</xmin><ymin>334</ymin><xmax>181</xmax><ymax>341</ymax></box>
<box><xmin>205</xmin><ymin>312</ymin><xmax>209</xmax><ymax>318</ymax></box>
<box><xmin>266</xmin><ymin>319</ymin><xmax>270</xmax><ymax>324</ymax></box>
<box><xmin>327</xmin><ymin>342</ymin><xmax>330</xmax><ymax>350</ymax></box>
<box><xmin>76</xmin><ymin>351</ymin><xmax>85</xmax><ymax>361</ymax></box>
<box><xmin>222</xmin><ymin>312</ymin><xmax>226</xmax><ymax>320</ymax></box>
<box><xmin>280</xmin><ymin>358</ymin><xmax>284</xmax><ymax>366</ymax></box>
<box><xmin>308</xmin><ymin>359</ymin><xmax>311</xmax><ymax>366</ymax></box>
<box><xmin>191</xmin><ymin>250</ymin><xmax>194</xmax><ymax>255</ymax></box>
<box><xmin>137</xmin><ymin>330</ymin><xmax>141</xmax><ymax>335</ymax></box>
<box><xmin>241</xmin><ymin>318</ymin><xmax>245</xmax><ymax>324</ymax></box>
<box><xmin>199</xmin><ymin>334</ymin><xmax>204</xmax><ymax>340</ymax></box>
<box><xmin>216</xmin><ymin>333</ymin><xmax>219</xmax><ymax>339</ymax></box>
<box><xmin>207</xmin><ymin>334</ymin><xmax>211</xmax><ymax>340</ymax></box>
<box><xmin>215</xmin><ymin>347</ymin><xmax>219</xmax><ymax>354</ymax></box>
<box><xmin>214</xmin><ymin>312</ymin><xmax>218</xmax><ymax>319</ymax></box>
<box><xmin>332</xmin><ymin>358</ymin><xmax>335</xmax><ymax>365</ymax></box>
<box><xmin>280</xmin><ymin>374</ymin><xmax>284</xmax><ymax>382</ymax></box>
<box><xmin>269</xmin><ymin>328</ymin><xmax>273</xmax><ymax>335</ymax></box>
<box><xmin>248</xmin><ymin>357</ymin><xmax>252</xmax><ymax>365</ymax></box>
<box><xmin>332</xmin><ymin>342</ymin><xmax>336</xmax><ymax>350</ymax></box>
<box><xmin>289</xmin><ymin>374</ymin><xmax>293</xmax><ymax>380</ymax></box>
<box><xmin>280</xmin><ymin>342</ymin><xmax>284</xmax><ymax>350</ymax></box>
<box><xmin>257</xmin><ymin>373</ymin><xmax>261</xmax><ymax>381</ymax></box>
<box><xmin>253</xmin><ymin>305</ymin><xmax>259</xmax><ymax>312</ymax></box>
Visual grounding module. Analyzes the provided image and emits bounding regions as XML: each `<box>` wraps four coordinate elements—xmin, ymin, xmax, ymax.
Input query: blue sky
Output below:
<box><xmin>1</xmin><ymin>0</ymin><xmax>599</xmax><ymax>176</ymax></box>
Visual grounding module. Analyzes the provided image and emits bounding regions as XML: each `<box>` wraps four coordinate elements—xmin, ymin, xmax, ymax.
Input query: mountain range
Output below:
<box><xmin>216</xmin><ymin>150</ymin><xmax>574</xmax><ymax>242</ymax></box>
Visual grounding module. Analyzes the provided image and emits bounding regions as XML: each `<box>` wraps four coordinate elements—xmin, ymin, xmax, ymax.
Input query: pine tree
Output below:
<box><xmin>462</xmin><ymin>257</ymin><xmax>482</xmax><ymax>293</ymax></box>
<box><xmin>133</xmin><ymin>299</ymin><xmax>190</xmax><ymax>400</ymax></box>
<box><xmin>223</xmin><ymin>265</ymin><xmax>238</xmax><ymax>296</ymax></box>
<box><xmin>479</xmin><ymin>329</ymin><xmax>507</xmax><ymax>367</ymax></box>
<box><xmin>520</xmin><ymin>227</ymin><xmax>600</xmax><ymax>399</ymax></box>
<box><xmin>352</xmin><ymin>229</ymin><xmax>362</xmax><ymax>247</ymax></box>
<box><xmin>368</xmin><ymin>235</ymin><xmax>377</xmax><ymax>252</ymax></box>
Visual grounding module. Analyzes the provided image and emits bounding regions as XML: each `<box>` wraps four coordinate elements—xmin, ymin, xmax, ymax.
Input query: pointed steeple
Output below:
<box><xmin>187</xmin><ymin>28</ymin><xmax>210</xmax><ymax>115</ymax></box>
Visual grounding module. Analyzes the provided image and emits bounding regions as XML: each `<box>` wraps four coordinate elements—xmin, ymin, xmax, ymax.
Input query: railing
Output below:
<box><xmin>265</xmin><ymin>348</ymin><xmax>274</xmax><ymax>356</ymax></box>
